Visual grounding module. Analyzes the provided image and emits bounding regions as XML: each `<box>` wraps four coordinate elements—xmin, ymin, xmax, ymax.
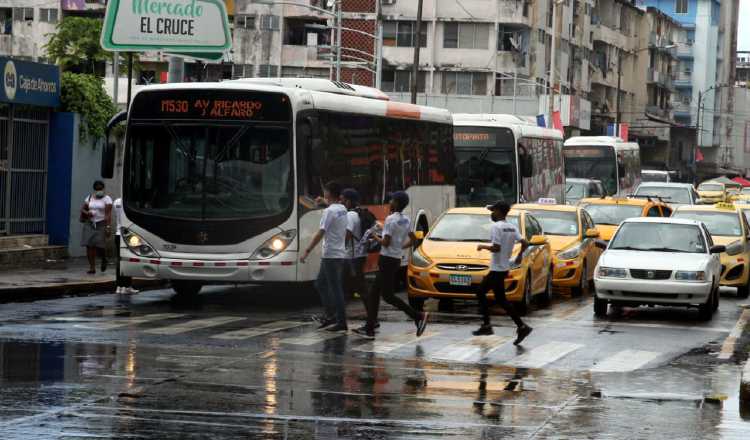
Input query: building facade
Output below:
<box><xmin>0</xmin><ymin>0</ymin><xmax>61</xmax><ymax>61</ymax></box>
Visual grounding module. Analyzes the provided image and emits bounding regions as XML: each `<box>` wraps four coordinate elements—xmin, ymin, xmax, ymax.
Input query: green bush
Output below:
<box><xmin>60</xmin><ymin>72</ymin><xmax>117</xmax><ymax>141</ymax></box>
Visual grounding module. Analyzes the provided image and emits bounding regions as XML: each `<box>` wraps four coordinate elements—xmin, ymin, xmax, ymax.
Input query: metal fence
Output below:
<box><xmin>0</xmin><ymin>104</ymin><xmax>50</xmax><ymax>235</ymax></box>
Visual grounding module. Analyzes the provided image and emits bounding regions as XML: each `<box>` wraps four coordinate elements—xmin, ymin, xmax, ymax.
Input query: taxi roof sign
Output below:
<box><xmin>715</xmin><ymin>202</ymin><xmax>736</xmax><ymax>211</ymax></box>
<box><xmin>537</xmin><ymin>198</ymin><xmax>558</xmax><ymax>205</ymax></box>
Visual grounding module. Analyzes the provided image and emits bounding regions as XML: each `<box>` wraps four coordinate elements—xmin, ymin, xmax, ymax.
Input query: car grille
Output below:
<box><xmin>433</xmin><ymin>283</ymin><xmax>479</xmax><ymax>294</ymax></box>
<box><xmin>629</xmin><ymin>269</ymin><xmax>672</xmax><ymax>280</ymax></box>
<box><xmin>436</xmin><ymin>263</ymin><xmax>488</xmax><ymax>272</ymax></box>
<box><xmin>619</xmin><ymin>291</ymin><xmax>680</xmax><ymax>299</ymax></box>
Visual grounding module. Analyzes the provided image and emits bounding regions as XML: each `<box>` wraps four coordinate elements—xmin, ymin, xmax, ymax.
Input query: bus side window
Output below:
<box><xmin>297</xmin><ymin>116</ymin><xmax>323</xmax><ymax>200</ymax></box>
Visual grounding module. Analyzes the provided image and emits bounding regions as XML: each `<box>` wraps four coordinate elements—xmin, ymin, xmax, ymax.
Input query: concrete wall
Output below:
<box><xmin>0</xmin><ymin>0</ymin><xmax>60</xmax><ymax>60</ymax></box>
<box><xmin>387</xmin><ymin>92</ymin><xmax>539</xmax><ymax>116</ymax></box>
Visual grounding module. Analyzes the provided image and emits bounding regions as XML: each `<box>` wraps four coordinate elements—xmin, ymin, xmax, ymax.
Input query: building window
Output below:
<box><xmin>258</xmin><ymin>65</ymin><xmax>278</xmax><ymax>78</ymax></box>
<box><xmin>13</xmin><ymin>7</ymin><xmax>33</xmax><ymax>21</ymax></box>
<box><xmin>284</xmin><ymin>18</ymin><xmax>328</xmax><ymax>45</ymax></box>
<box><xmin>260</xmin><ymin>15</ymin><xmax>280</xmax><ymax>31</ymax></box>
<box><xmin>39</xmin><ymin>8</ymin><xmax>57</xmax><ymax>23</ymax></box>
<box><xmin>232</xmin><ymin>64</ymin><xmax>254</xmax><ymax>79</ymax></box>
<box><xmin>444</xmin><ymin>23</ymin><xmax>489</xmax><ymax>49</ymax></box>
<box><xmin>382</xmin><ymin>70</ymin><xmax>425</xmax><ymax>93</ymax></box>
<box><xmin>498</xmin><ymin>26</ymin><xmax>524</xmax><ymax>52</ymax></box>
<box><xmin>441</xmin><ymin>72</ymin><xmax>487</xmax><ymax>95</ymax></box>
<box><xmin>236</xmin><ymin>15</ymin><xmax>255</xmax><ymax>29</ymax></box>
<box><xmin>383</xmin><ymin>21</ymin><xmax>426</xmax><ymax>48</ymax></box>
<box><xmin>0</xmin><ymin>8</ymin><xmax>12</xmax><ymax>34</ymax></box>
<box><xmin>675</xmin><ymin>0</ymin><xmax>688</xmax><ymax>14</ymax></box>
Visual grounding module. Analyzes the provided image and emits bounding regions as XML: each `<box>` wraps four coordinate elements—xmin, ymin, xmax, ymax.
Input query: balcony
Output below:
<box><xmin>497</xmin><ymin>0</ymin><xmax>531</xmax><ymax>27</ymax></box>
<box><xmin>647</xmin><ymin>68</ymin><xmax>674</xmax><ymax>90</ymax></box>
<box><xmin>592</xmin><ymin>24</ymin><xmax>630</xmax><ymax>50</ymax></box>
<box><xmin>672</xmin><ymin>101</ymin><xmax>693</xmax><ymax>119</ymax></box>
<box><xmin>675</xmin><ymin>44</ymin><xmax>694</xmax><ymax>59</ymax></box>
<box><xmin>646</xmin><ymin>105</ymin><xmax>672</xmax><ymax>121</ymax></box>
<box><xmin>673</xmin><ymin>73</ymin><xmax>692</xmax><ymax>89</ymax></box>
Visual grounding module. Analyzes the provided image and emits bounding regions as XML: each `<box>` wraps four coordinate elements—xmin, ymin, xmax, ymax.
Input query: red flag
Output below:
<box><xmin>619</xmin><ymin>123</ymin><xmax>629</xmax><ymax>141</ymax></box>
<box><xmin>552</xmin><ymin>111</ymin><xmax>563</xmax><ymax>134</ymax></box>
<box><xmin>695</xmin><ymin>148</ymin><xmax>704</xmax><ymax>163</ymax></box>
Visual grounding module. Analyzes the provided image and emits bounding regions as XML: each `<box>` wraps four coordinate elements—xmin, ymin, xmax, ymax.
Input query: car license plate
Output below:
<box><xmin>449</xmin><ymin>274</ymin><xmax>472</xmax><ymax>286</ymax></box>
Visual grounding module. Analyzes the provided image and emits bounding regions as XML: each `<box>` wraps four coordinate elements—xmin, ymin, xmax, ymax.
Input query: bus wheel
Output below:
<box><xmin>172</xmin><ymin>280</ymin><xmax>202</xmax><ymax>298</ymax></box>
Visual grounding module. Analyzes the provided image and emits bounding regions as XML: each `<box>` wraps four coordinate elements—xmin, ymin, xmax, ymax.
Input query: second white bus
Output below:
<box><xmin>563</xmin><ymin>136</ymin><xmax>641</xmax><ymax>197</ymax></box>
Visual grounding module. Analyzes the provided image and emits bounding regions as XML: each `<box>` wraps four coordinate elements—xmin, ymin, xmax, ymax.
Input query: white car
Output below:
<box><xmin>633</xmin><ymin>182</ymin><xmax>701</xmax><ymax>206</ymax></box>
<box><xmin>594</xmin><ymin>217</ymin><xmax>724</xmax><ymax>320</ymax></box>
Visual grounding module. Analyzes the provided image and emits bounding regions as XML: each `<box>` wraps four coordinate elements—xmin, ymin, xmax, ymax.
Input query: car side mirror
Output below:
<box><xmin>529</xmin><ymin>235</ymin><xmax>547</xmax><ymax>246</ymax></box>
<box><xmin>414</xmin><ymin>230</ymin><xmax>425</xmax><ymax>240</ymax></box>
<box><xmin>585</xmin><ymin>228</ymin><xmax>600</xmax><ymax>238</ymax></box>
<box><xmin>710</xmin><ymin>245</ymin><xmax>726</xmax><ymax>254</ymax></box>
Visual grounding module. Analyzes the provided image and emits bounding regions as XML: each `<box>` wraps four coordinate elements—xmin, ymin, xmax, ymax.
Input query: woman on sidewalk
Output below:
<box><xmin>80</xmin><ymin>181</ymin><xmax>112</xmax><ymax>275</ymax></box>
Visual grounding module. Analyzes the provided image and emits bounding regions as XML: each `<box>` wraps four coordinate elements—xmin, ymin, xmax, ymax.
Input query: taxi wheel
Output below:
<box><xmin>538</xmin><ymin>266</ymin><xmax>554</xmax><ymax>307</ymax></box>
<box><xmin>516</xmin><ymin>274</ymin><xmax>532</xmax><ymax>316</ymax></box>
<box><xmin>409</xmin><ymin>296</ymin><xmax>425</xmax><ymax>312</ymax></box>
<box><xmin>593</xmin><ymin>295</ymin><xmax>608</xmax><ymax>317</ymax></box>
<box><xmin>572</xmin><ymin>262</ymin><xmax>589</xmax><ymax>297</ymax></box>
<box><xmin>712</xmin><ymin>286</ymin><xmax>720</xmax><ymax>313</ymax></box>
<box><xmin>698</xmin><ymin>292</ymin><xmax>713</xmax><ymax>321</ymax></box>
<box><xmin>737</xmin><ymin>281</ymin><xmax>750</xmax><ymax>299</ymax></box>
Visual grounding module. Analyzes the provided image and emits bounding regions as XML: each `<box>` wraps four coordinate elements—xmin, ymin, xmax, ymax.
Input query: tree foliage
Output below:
<box><xmin>60</xmin><ymin>73</ymin><xmax>117</xmax><ymax>141</ymax></box>
<box><xmin>45</xmin><ymin>17</ymin><xmax>110</xmax><ymax>74</ymax></box>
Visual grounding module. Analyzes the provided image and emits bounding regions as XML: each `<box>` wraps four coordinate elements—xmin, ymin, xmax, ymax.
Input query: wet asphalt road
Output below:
<box><xmin>1</xmin><ymin>284</ymin><xmax>750</xmax><ymax>439</ymax></box>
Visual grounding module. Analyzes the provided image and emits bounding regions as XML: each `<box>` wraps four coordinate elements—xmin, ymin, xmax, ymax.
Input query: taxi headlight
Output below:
<box><xmin>675</xmin><ymin>271</ymin><xmax>706</xmax><ymax>282</ymax></box>
<box><xmin>251</xmin><ymin>230</ymin><xmax>296</xmax><ymax>260</ymax></box>
<box><xmin>557</xmin><ymin>244</ymin><xmax>582</xmax><ymax>260</ymax></box>
<box><xmin>410</xmin><ymin>247</ymin><xmax>432</xmax><ymax>268</ymax></box>
<box><xmin>597</xmin><ymin>267</ymin><xmax>627</xmax><ymax>278</ymax></box>
<box><xmin>121</xmin><ymin>228</ymin><xmax>159</xmax><ymax>258</ymax></box>
<box><xmin>725</xmin><ymin>240</ymin><xmax>745</xmax><ymax>256</ymax></box>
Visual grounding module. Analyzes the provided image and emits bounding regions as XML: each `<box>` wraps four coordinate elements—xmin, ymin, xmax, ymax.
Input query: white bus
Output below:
<box><xmin>451</xmin><ymin>114</ymin><xmax>565</xmax><ymax>206</ymax></box>
<box><xmin>563</xmin><ymin>136</ymin><xmax>641</xmax><ymax>197</ymax></box>
<box><xmin>102</xmin><ymin>78</ymin><xmax>455</xmax><ymax>297</ymax></box>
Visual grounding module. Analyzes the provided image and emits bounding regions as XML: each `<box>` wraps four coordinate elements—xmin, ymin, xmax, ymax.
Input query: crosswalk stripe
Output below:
<box><xmin>211</xmin><ymin>320</ymin><xmax>307</xmax><ymax>340</ymax></box>
<box><xmin>590</xmin><ymin>349</ymin><xmax>661</xmax><ymax>372</ymax></box>
<box><xmin>510</xmin><ymin>341</ymin><xmax>583</xmax><ymax>369</ymax></box>
<box><xmin>143</xmin><ymin>316</ymin><xmax>245</xmax><ymax>335</ymax></box>
<box><xmin>430</xmin><ymin>336</ymin><xmax>511</xmax><ymax>362</ymax></box>
<box><xmin>354</xmin><ymin>330</ymin><xmax>438</xmax><ymax>354</ymax></box>
<box><xmin>76</xmin><ymin>313</ymin><xmax>187</xmax><ymax>330</ymax></box>
<box><xmin>280</xmin><ymin>330</ymin><xmax>346</xmax><ymax>346</ymax></box>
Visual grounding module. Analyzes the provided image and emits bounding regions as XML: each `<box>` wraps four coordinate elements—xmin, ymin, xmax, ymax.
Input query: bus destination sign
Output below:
<box><xmin>563</xmin><ymin>146</ymin><xmax>609</xmax><ymax>158</ymax></box>
<box><xmin>132</xmin><ymin>90</ymin><xmax>292</xmax><ymax>121</ymax></box>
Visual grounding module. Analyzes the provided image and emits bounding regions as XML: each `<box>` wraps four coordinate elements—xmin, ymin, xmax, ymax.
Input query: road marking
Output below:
<box><xmin>718</xmin><ymin>309</ymin><xmax>750</xmax><ymax>359</ymax></box>
<box><xmin>76</xmin><ymin>313</ymin><xmax>186</xmax><ymax>330</ymax></box>
<box><xmin>280</xmin><ymin>330</ymin><xmax>345</xmax><ymax>346</ymax></box>
<box><xmin>144</xmin><ymin>316</ymin><xmax>245</xmax><ymax>335</ymax></box>
<box><xmin>510</xmin><ymin>342</ymin><xmax>583</xmax><ymax>369</ymax></box>
<box><xmin>354</xmin><ymin>330</ymin><xmax>439</xmax><ymax>354</ymax></box>
<box><xmin>211</xmin><ymin>320</ymin><xmax>307</xmax><ymax>340</ymax></box>
<box><xmin>430</xmin><ymin>336</ymin><xmax>511</xmax><ymax>362</ymax></box>
<box><xmin>590</xmin><ymin>349</ymin><xmax>661</xmax><ymax>372</ymax></box>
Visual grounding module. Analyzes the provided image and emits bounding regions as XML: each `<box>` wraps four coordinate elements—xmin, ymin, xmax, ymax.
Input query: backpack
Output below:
<box><xmin>354</xmin><ymin>207</ymin><xmax>376</xmax><ymax>238</ymax></box>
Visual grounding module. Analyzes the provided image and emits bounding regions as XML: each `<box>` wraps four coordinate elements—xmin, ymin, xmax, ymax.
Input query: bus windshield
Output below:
<box><xmin>564</xmin><ymin>145</ymin><xmax>617</xmax><ymax>195</ymax></box>
<box><xmin>125</xmin><ymin>123</ymin><xmax>292</xmax><ymax>220</ymax></box>
<box><xmin>454</xmin><ymin>127</ymin><xmax>517</xmax><ymax>207</ymax></box>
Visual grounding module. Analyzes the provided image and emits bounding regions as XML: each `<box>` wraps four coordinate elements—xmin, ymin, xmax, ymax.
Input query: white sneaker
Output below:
<box><xmin>124</xmin><ymin>287</ymin><xmax>140</xmax><ymax>294</ymax></box>
<box><xmin>115</xmin><ymin>287</ymin><xmax>124</xmax><ymax>294</ymax></box>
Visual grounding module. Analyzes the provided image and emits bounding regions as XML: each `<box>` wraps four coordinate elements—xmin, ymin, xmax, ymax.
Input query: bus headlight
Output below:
<box><xmin>251</xmin><ymin>230</ymin><xmax>296</xmax><ymax>260</ymax></box>
<box><xmin>121</xmin><ymin>228</ymin><xmax>159</xmax><ymax>258</ymax></box>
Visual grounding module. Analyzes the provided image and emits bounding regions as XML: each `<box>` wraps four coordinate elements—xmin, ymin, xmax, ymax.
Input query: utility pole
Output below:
<box><xmin>615</xmin><ymin>49</ymin><xmax>622</xmax><ymax>135</ymax></box>
<box><xmin>410</xmin><ymin>0</ymin><xmax>424</xmax><ymax>104</ymax></box>
<box><xmin>548</xmin><ymin>0</ymin><xmax>559</xmax><ymax>128</ymax></box>
<box><xmin>168</xmin><ymin>56</ymin><xmax>184</xmax><ymax>83</ymax></box>
<box><xmin>336</xmin><ymin>0</ymin><xmax>342</xmax><ymax>81</ymax></box>
<box><xmin>696</xmin><ymin>89</ymin><xmax>703</xmax><ymax>147</ymax></box>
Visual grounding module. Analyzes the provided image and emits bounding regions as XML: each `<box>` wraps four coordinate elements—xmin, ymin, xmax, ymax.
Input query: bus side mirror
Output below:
<box><xmin>101</xmin><ymin>111</ymin><xmax>126</xmax><ymax>179</ymax></box>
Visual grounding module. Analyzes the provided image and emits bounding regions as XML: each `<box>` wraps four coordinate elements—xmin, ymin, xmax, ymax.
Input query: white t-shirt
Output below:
<box><xmin>319</xmin><ymin>203</ymin><xmax>348</xmax><ymax>259</ymax></box>
<box><xmin>86</xmin><ymin>194</ymin><xmax>113</xmax><ymax>224</ymax></box>
<box><xmin>113</xmin><ymin>198</ymin><xmax>124</xmax><ymax>235</ymax></box>
<box><xmin>346</xmin><ymin>210</ymin><xmax>367</xmax><ymax>259</ymax></box>
<box><xmin>381</xmin><ymin>211</ymin><xmax>411</xmax><ymax>259</ymax></box>
<box><xmin>489</xmin><ymin>220</ymin><xmax>523</xmax><ymax>272</ymax></box>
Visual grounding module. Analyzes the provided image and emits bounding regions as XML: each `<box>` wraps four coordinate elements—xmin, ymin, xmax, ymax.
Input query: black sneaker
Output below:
<box><xmin>100</xmin><ymin>258</ymin><xmax>108</xmax><ymax>272</ymax></box>
<box><xmin>415</xmin><ymin>312</ymin><xmax>429</xmax><ymax>337</ymax></box>
<box><xmin>472</xmin><ymin>325</ymin><xmax>494</xmax><ymax>336</ymax></box>
<box><xmin>352</xmin><ymin>327</ymin><xmax>375</xmax><ymax>339</ymax></box>
<box><xmin>325</xmin><ymin>324</ymin><xmax>348</xmax><ymax>333</ymax></box>
<box><xmin>513</xmin><ymin>325</ymin><xmax>533</xmax><ymax>345</ymax></box>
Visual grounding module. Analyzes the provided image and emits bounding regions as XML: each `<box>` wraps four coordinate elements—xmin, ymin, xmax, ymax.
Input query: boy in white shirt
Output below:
<box><xmin>476</xmin><ymin>201</ymin><xmax>532</xmax><ymax>345</ymax></box>
<box><xmin>353</xmin><ymin>191</ymin><xmax>428</xmax><ymax>339</ymax></box>
<box><xmin>301</xmin><ymin>182</ymin><xmax>349</xmax><ymax>332</ymax></box>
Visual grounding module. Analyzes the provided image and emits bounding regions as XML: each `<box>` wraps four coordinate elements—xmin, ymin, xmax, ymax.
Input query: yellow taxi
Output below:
<box><xmin>672</xmin><ymin>203</ymin><xmax>750</xmax><ymax>298</ymax></box>
<box><xmin>513</xmin><ymin>201</ymin><xmax>601</xmax><ymax>296</ymax></box>
<box><xmin>697</xmin><ymin>181</ymin><xmax>728</xmax><ymax>204</ymax></box>
<box><xmin>579</xmin><ymin>196</ymin><xmax>672</xmax><ymax>241</ymax></box>
<box><xmin>730</xmin><ymin>187</ymin><xmax>750</xmax><ymax>203</ymax></box>
<box><xmin>407</xmin><ymin>207</ymin><xmax>552</xmax><ymax>315</ymax></box>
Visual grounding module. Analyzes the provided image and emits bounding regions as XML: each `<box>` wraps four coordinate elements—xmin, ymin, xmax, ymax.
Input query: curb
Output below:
<box><xmin>0</xmin><ymin>279</ymin><xmax>165</xmax><ymax>303</ymax></box>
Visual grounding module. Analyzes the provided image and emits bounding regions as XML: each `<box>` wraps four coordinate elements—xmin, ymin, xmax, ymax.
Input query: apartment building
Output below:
<box><xmin>0</xmin><ymin>1</ymin><xmax>61</xmax><ymax>62</ymax></box>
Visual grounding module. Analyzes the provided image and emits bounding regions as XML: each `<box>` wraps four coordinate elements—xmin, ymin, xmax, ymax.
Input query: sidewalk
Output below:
<box><xmin>0</xmin><ymin>258</ymin><xmax>162</xmax><ymax>302</ymax></box>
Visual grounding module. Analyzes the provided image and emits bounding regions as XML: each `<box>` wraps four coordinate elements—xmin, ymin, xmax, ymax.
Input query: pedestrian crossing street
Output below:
<box><xmin>53</xmin><ymin>311</ymin><xmax>686</xmax><ymax>373</ymax></box>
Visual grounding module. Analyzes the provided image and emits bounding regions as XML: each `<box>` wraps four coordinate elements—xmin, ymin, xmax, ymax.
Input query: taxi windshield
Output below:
<box><xmin>582</xmin><ymin>204</ymin><xmax>644</xmax><ymax>226</ymax></box>
<box><xmin>610</xmin><ymin>223</ymin><xmax>706</xmax><ymax>253</ymax></box>
<box><xmin>634</xmin><ymin>186</ymin><xmax>691</xmax><ymax>204</ymax></box>
<box><xmin>527</xmin><ymin>210</ymin><xmax>578</xmax><ymax>236</ymax></box>
<box><xmin>428</xmin><ymin>213</ymin><xmax>493</xmax><ymax>242</ymax></box>
<box><xmin>566</xmin><ymin>182</ymin><xmax>586</xmax><ymax>199</ymax></box>
<box><xmin>699</xmin><ymin>183</ymin><xmax>723</xmax><ymax>192</ymax></box>
<box><xmin>672</xmin><ymin>211</ymin><xmax>742</xmax><ymax>236</ymax></box>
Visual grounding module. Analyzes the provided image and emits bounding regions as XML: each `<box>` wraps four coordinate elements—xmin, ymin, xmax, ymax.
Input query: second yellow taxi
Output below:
<box><xmin>672</xmin><ymin>203</ymin><xmax>750</xmax><ymax>298</ymax></box>
<box><xmin>407</xmin><ymin>207</ymin><xmax>552</xmax><ymax>315</ymax></box>
<box><xmin>513</xmin><ymin>201</ymin><xmax>602</xmax><ymax>295</ymax></box>
<box><xmin>579</xmin><ymin>196</ymin><xmax>672</xmax><ymax>241</ymax></box>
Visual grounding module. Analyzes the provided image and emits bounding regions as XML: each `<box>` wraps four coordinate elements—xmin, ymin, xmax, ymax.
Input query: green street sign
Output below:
<box><xmin>100</xmin><ymin>0</ymin><xmax>232</xmax><ymax>53</ymax></box>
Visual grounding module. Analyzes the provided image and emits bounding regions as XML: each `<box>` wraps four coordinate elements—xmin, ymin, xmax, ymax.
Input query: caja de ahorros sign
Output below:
<box><xmin>100</xmin><ymin>0</ymin><xmax>232</xmax><ymax>53</ymax></box>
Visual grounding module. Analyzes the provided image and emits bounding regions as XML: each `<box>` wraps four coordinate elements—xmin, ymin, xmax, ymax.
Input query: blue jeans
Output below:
<box><xmin>315</xmin><ymin>258</ymin><xmax>347</xmax><ymax>326</ymax></box>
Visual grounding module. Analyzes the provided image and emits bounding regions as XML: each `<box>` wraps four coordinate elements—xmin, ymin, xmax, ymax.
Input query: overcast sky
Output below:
<box><xmin>740</xmin><ymin>0</ymin><xmax>750</xmax><ymax>51</ymax></box>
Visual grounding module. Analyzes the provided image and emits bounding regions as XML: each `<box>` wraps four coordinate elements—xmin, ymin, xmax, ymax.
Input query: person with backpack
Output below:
<box><xmin>341</xmin><ymin>189</ymin><xmax>376</xmax><ymax>332</ymax></box>
<box><xmin>300</xmin><ymin>181</ymin><xmax>349</xmax><ymax>332</ymax></box>
<box><xmin>353</xmin><ymin>191</ymin><xmax>428</xmax><ymax>339</ymax></box>
<box><xmin>80</xmin><ymin>180</ymin><xmax>113</xmax><ymax>274</ymax></box>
